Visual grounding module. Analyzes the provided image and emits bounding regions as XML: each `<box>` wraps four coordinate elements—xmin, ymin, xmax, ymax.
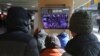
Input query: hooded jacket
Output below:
<box><xmin>58</xmin><ymin>32</ymin><xmax>69</xmax><ymax>48</ymax></box>
<box><xmin>0</xmin><ymin>7</ymin><xmax>39</xmax><ymax>56</ymax></box>
<box><xmin>65</xmin><ymin>33</ymin><xmax>100</xmax><ymax>56</ymax></box>
<box><xmin>6</xmin><ymin>7</ymin><xmax>31</xmax><ymax>33</ymax></box>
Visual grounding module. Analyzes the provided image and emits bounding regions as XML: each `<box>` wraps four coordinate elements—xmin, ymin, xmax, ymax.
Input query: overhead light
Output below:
<box><xmin>63</xmin><ymin>8</ymin><xmax>69</xmax><ymax>10</ymax></box>
<box><xmin>3</xmin><ymin>12</ymin><xmax>7</xmax><ymax>15</ymax></box>
<box><xmin>7</xmin><ymin>6</ymin><xmax>11</xmax><ymax>8</ymax></box>
<box><xmin>25</xmin><ymin>8</ymin><xmax>28</xmax><ymax>10</ymax></box>
<box><xmin>0</xmin><ymin>11</ymin><xmax>1</xmax><ymax>14</ymax></box>
<box><xmin>6</xmin><ymin>3</ymin><xmax>12</xmax><ymax>6</ymax></box>
<box><xmin>4</xmin><ymin>8</ymin><xmax>7</xmax><ymax>10</ymax></box>
<box><xmin>32</xmin><ymin>6</ymin><xmax>35</xmax><ymax>7</ymax></box>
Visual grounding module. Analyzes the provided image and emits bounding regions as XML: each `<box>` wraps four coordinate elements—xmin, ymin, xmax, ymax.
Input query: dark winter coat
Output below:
<box><xmin>65</xmin><ymin>33</ymin><xmax>100</xmax><ymax>56</ymax></box>
<box><xmin>0</xmin><ymin>7</ymin><xmax>39</xmax><ymax>56</ymax></box>
<box><xmin>0</xmin><ymin>31</ymin><xmax>39</xmax><ymax>56</ymax></box>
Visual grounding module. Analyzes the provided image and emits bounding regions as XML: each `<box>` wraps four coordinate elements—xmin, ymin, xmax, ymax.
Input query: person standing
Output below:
<box><xmin>64</xmin><ymin>10</ymin><xmax>100</xmax><ymax>56</ymax></box>
<box><xmin>0</xmin><ymin>7</ymin><xmax>39</xmax><ymax>56</ymax></box>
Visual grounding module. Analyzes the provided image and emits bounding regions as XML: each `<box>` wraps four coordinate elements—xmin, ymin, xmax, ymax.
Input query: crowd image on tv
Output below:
<box><xmin>42</xmin><ymin>14</ymin><xmax>68</xmax><ymax>29</ymax></box>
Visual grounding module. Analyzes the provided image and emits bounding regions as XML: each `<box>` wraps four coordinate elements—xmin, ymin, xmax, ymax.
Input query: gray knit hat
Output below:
<box><xmin>45</xmin><ymin>34</ymin><xmax>61</xmax><ymax>48</ymax></box>
<box><xmin>69</xmin><ymin>10</ymin><xmax>93</xmax><ymax>34</ymax></box>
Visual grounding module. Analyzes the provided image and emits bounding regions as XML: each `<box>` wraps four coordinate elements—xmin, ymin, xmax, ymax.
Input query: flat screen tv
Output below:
<box><xmin>41</xmin><ymin>7</ymin><xmax>69</xmax><ymax>29</ymax></box>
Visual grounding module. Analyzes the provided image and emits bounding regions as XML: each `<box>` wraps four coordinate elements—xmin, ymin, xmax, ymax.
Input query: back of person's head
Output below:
<box><xmin>45</xmin><ymin>34</ymin><xmax>61</xmax><ymax>48</ymax></box>
<box><xmin>6</xmin><ymin>6</ymin><xmax>30</xmax><ymax>33</ymax></box>
<box><xmin>69</xmin><ymin>10</ymin><xmax>93</xmax><ymax>34</ymax></box>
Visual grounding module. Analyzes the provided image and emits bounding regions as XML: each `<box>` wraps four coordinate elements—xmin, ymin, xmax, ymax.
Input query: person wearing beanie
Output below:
<box><xmin>58</xmin><ymin>32</ymin><xmax>69</xmax><ymax>49</ymax></box>
<box><xmin>0</xmin><ymin>7</ymin><xmax>39</xmax><ymax>56</ymax></box>
<box><xmin>64</xmin><ymin>10</ymin><xmax>100</xmax><ymax>56</ymax></box>
<box><xmin>40</xmin><ymin>34</ymin><xmax>65</xmax><ymax>56</ymax></box>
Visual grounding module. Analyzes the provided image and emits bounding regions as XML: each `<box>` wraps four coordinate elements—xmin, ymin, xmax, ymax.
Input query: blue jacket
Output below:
<box><xmin>58</xmin><ymin>32</ymin><xmax>69</xmax><ymax>48</ymax></box>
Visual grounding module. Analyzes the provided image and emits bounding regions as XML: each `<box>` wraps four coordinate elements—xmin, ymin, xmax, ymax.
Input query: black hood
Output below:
<box><xmin>6</xmin><ymin>6</ymin><xmax>30</xmax><ymax>33</ymax></box>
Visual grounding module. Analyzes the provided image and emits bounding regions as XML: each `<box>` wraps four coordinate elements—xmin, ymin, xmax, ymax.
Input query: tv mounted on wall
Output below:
<box><xmin>41</xmin><ymin>7</ymin><xmax>69</xmax><ymax>29</ymax></box>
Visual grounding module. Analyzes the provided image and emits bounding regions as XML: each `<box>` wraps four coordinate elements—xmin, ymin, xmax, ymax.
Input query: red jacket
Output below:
<box><xmin>41</xmin><ymin>48</ymin><xmax>65</xmax><ymax>56</ymax></box>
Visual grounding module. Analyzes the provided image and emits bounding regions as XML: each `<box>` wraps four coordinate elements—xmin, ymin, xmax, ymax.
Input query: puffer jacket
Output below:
<box><xmin>65</xmin><ymin>33</ymin><xmax>100</xmax><ymax>56</ymax></box>
<box><xmin>0</xmin><ymin>31</ymin><xmax>39</xmax><ymax>56</ymax></box>
<box><xmin>58</xmin><ymin>32</ymin><xmax>69</xmax><ymax>48</ymax></box>
<box><xmin>41</xmin><ymin>48</ymin><xmax>65</xmax><ymax>56</ymax></box>
<box><xmin>0</xmin><ymin>7</ymin><xmax>39</xmax><ymax>56</ymax></box>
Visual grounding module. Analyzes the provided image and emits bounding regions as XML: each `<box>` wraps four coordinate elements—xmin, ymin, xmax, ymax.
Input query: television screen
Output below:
<box><xmin>41</xmin><ymin>7</ymin><xmax>69</xmax><ymax>29</ymax></box>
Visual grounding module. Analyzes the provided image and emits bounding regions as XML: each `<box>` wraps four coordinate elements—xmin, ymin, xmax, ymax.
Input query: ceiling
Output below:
<box><xmin>0</xmin><ymin>0</ymin><xmax>38</xmax><ymax>10</ymax></box>
<box><xmin>0</xmin><ymin>0</ymin><xmax>91</xmax><ymax>10</ymax></box>
<box><xmin>74</xmin><ymin>0</ymin><xmax>91</xmax><ymax>9</ymax></box>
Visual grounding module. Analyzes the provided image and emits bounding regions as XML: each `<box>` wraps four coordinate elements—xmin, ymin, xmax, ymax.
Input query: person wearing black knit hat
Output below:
<box><xmin>64</xmin><ymin>10</ymin><xmax>100</xmax><ymax>56</ymax></box>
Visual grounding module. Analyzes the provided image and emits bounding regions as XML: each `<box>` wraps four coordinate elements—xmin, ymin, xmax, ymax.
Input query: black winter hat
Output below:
<box><xmin>7</xmin><ymin>6</ymin><xmax>29</xmax><ymax>20</ymax></box>
<box><xmin>69</xmin><ymin>10</ymin><xmax>93</xmax><ymax>34</ymax></box>
<box><xmin>6</xmin><ymin>6</ymin><xmax>30</xmax><ymax>28</ymax></box>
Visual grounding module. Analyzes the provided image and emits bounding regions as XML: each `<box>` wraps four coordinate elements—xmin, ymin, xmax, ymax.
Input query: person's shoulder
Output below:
<box><xmin>78</xmin><ymin>42</ymin><xmax>100</xmax><ymax>56</ymax></box>
<box><xmin>0</xmin><ymin>31</ymin><xmax>35</xmax><ymax>43</ymax></box>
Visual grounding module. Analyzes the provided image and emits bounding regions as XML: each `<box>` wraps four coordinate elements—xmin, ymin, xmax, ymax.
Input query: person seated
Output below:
<box><xmin>65</xmin><ymin>10</ymin><xmax>100</xmax><ymax>56</ymax></box>
<box><xmin>0</xmin><ymin>6</ymin><xmax>39</xmax><ymax>56</ymax></box>
<box><xmin>40</xmin><ymin>34</ymin><xmax>65</xmax><ymax>56</ymax></box>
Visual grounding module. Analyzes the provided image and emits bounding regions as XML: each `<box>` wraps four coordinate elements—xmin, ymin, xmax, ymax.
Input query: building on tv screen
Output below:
<box><xmin>41</xmin><ymin>7</ymin><xmax>69</xmax><ymax>29</ymax></box>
